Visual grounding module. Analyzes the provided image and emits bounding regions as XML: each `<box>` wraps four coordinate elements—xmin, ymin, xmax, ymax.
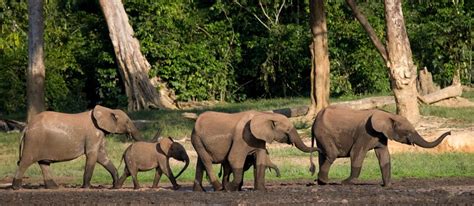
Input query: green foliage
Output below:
<box><xmin>125</xmin><ymin>0</ymin><xmax>241</xmax><ymax>101</ymax></box>
<box><xmin>406</xmin><ymin>1</ymin><xmax>473</xmax><ymax>86</ymax></box>
<box><xmin>0</xmin><ymin>1</ymin><xmax>472</xmax><ymax>114</ymax></box>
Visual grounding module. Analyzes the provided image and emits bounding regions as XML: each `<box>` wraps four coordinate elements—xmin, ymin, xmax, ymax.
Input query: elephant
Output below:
<box><xmin>310</xmin><ymin>105</ymin><xmax>451</xmax><ymax>187</ymax></box>
<box><xmin>12</xmin><ymin>105</ymin><xmax>141</xmax><ymax>190</ymax></box>
<box><xmin>191</xmin><ymin>110</ymin><xmax>318</xmax><ymax>191</ymax></box>
<box><xmin>220</xmin><ymin>152</ymin><xmax>280</xmax><ymax>191</ymax></box>
<box><xmin>116</xmin><ymin>137</ymin><xmax>189</xmax><ymax>190</ymax></box>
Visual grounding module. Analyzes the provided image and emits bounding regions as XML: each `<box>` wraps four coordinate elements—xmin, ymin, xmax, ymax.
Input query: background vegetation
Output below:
<box><xmin>1</xmin><ymin>0</ymin><xmax>472</xmax><ymax>115</ymax></box>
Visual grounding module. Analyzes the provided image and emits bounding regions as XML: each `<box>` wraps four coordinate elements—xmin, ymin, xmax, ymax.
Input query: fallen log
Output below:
<box><xmin>418</xmin><ymin>84</ymin><xmax>463</xmax><ymax>104</ymax></box>
<box><xmin>0</xmin><ymin>119</ymin><xmax>26</xmax><ymax>132</ymax></box>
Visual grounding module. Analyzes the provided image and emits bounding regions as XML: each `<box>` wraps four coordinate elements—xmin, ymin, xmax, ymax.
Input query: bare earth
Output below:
<box><xmin>0</xmin><ymin>178</ymin><xmax>473</xmax><ymax>205</ymax></box>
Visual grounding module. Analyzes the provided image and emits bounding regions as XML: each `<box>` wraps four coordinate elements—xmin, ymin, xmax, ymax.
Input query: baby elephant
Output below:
<box><xmin>116</xmin><ymin>137</ymin><xmax>189</xmax><ymax>190</ymax></box>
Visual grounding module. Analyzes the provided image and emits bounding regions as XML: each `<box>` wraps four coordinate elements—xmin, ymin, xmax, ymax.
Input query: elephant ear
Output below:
<box><xmin>92</xmin><ymin>105</ymin><xmax>118</xmax><ymax>133</ymax></box>
<box><xmin>250</xmin><ymin>114</ymin><xmax>286</xmax><ymax>143</ymax></box>
<box><xmin>370</xmin><ymin>111</ymin><xmax>397</xmax><ymax>140</ymax></box>
<box><xmin>158</xmin><ymin>136</ymin><xmax>174</xmax><ymax>156</ymax></box>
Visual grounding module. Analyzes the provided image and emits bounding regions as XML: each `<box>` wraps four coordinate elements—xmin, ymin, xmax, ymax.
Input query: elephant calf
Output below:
<box><xmin>116</xmin><ymin>137</ymin><xmax>189</xmax><ymax>190</ymax></box>
<box><xmin>221</xmin><ymin>153</ymin><xmax>280</xmax><ymax>191</ymax></box>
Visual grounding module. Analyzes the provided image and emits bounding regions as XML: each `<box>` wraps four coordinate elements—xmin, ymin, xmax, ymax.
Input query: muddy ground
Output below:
<box><xmin>0</xmin><ymin>178</ymin><xmax>473</xmax><ymax>205</ymax></box>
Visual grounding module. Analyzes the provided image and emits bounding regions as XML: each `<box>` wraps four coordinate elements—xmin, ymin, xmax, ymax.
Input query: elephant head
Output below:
<box><xmin>250</xmin><ymin>113</ymin><xmax>317</xmax><ymax>153</ymax></box>
<box><xmin>370</xmin><ymin>111</ymin><xmax>451</xmax><ymax>148</ymax></box>
<box><xmin>158</xmin><ymin>137</ymin><xmax>189</xmax><ymax>179</ymax></box>
<box><xmin>92</xmin><ymin>105</ymin><xmax>142</xmax><ymax>141</ymax></box>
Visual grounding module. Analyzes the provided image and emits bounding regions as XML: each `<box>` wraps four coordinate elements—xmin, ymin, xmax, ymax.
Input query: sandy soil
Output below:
<box><xmin>0</xmin><ymin>178</ymin><xmax>473</xmax><ymax>205</ymax></box>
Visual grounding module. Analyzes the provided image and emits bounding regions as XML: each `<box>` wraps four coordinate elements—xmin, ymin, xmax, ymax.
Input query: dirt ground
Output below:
<box><xmin>0</xmin><ymin>178</ymin><xmax>473</xmax><ymax>205</ymax></box>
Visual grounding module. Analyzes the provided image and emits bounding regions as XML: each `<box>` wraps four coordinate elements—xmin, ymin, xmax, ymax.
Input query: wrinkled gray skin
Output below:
<box><xmin>221</xmin><ymin>152</ymin><xmax>280</xmax><ymax>191</ymax></box>
<box><xmin>191</xmin><ymin>110</ymin><xmax>317</xmax><ymax>192</ymax></box>
<box><xmin>116</xmin><ymin>137</ymin><xmax>189</xmax><ymax>190</ymax></box>
<box><xmin>311</xmin><ymin>106</ymin><xmax>451</xmax><ymax>187</ymax></box>
<box><xmin>12</xmin><ymin>105</ymin><xmax>141</xmax><ymax>190</ymax></box>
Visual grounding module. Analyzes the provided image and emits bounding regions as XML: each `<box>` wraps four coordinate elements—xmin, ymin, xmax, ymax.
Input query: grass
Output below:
<box><xmin>0</xmin><ymin>92</ymin><xmax>473</xmax><ymax>186</ymax></box>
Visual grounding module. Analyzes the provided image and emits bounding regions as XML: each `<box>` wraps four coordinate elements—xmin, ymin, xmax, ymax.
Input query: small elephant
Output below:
<box><xmin>311</xmin><ymin>106</ymin><xmax>451</xmax><ymax>187</ymax></box>
<box><xmin>12</xmin><ymin>105</ymin><xmax>141</xmax><ymax>190</ymax></box>
<box><xmin>221</xmin><ymin>152</ymin><xmax>280</xmax><ymax>191</ymax></box>
<box><xmin>191</xmin><ymin>110</ymin><xmax>318</xmax><ymax>191</ymax></box>
<box><xmin>116</xmin><ymin>137</ymin><xmax>189</xmax><ymax>190</ymax></box>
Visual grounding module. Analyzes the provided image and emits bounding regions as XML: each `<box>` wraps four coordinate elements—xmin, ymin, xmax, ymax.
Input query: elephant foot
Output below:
<box><xmin>225</xmin><ymin>182</ymin><xmax>238</xmax><ymax>192</ymax></box>
<box><xmin>211</xmin><ymin>181</ymin><xmax>223</xmax><ymax>191</ymax></box>
<box><xmin>382</xmin><ymin>181</ymin><xmax>392</xmax><ymax>187</ymax></box>
<box><xmin>192</xmin><ymin>183</ymin><xmax>205</xmax><ymax>192</ymax></box>
<box><xmin>12</xmin><ymin>178</ymin><xmax>22</xmax><ymax>190</ymax></box>
<box><xmin>172</xmin><ymin>184</ymin><xmax>181</xmax><ymax>190</ymax></box>
<box><xmin>341</xmin><ymin>178</ymin><xmax>358</xmax><ymax>185</ymax></box>
<box><xmin>81</xmin><ymin>184</ymin><xmax>91</xmax><ymax>189</ymax></box>
<box><xmin>44</xmin><ymin>179</ymin><xmax>59</xmax><ymax>189</ymax></box>
<box><xmin>133</xmin><ymin>185</ymin><xmax>141</xmax><ymax>190</ymax></box>
<box><xmin>316</xmin><ymin>178</ymin><xmax>328</xmax><ymax>186</ymax></box>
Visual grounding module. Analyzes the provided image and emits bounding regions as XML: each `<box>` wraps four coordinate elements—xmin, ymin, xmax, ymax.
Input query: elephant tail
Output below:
<box><xmin>309</xmin><ymin>124</ymin><xmax>316</xmax><ymax>176</ymax></box>
<box><xmin>218</xmin><ymin>164</ymin><xmax>223</xmax><ymax>178</ymax></box>
<box><xmin>17</xmin><ymin>126</ymin><xmax>27</xmax><ymax>165</ymax></box>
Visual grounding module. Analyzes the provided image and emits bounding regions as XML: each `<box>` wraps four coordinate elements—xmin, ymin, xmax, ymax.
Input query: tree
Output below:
<box><xmin>99</xmin><ymin>0</ymin><xmax>177</xmax><ymax>111</ymax></box>
<box><xmin>346</xmin><ymin>0</ymin><xmax>420</xmax><ymax>123</ymax></box>
<box><xmin>26</xmin><ymin>0</ymin><xmax>45</xmax><ymax>122</ymax></box>
<box><xmin>306</xmin><ymin>0</ymin><xmax>330</xmax><ymax>119</ymax></box>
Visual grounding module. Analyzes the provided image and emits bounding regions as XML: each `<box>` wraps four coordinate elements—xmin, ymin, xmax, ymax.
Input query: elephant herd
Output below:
<box><xmin>11</xmin><ymin>105</ymin><xmax>450</xmax><ymax>191</ymax></box>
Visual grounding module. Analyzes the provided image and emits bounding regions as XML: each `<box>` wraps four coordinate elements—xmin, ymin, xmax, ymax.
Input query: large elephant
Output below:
<box><xmin>116</xmin><ymin>137</ymin><xmax>190</xmax><ymax>190</ymax></box>
<box><xmin>12</xmin><ymin>105</ymin><xmax>141</xmax><ymax>190</ymax></box>
<box><xmin>311</xmin><ymin>106</ymin><xmax>451</xmax><ymax>187</ymax></box>
<box><xmin>191</xmin><ymin>110</ymin><xmax>317</xmax><ymax>191</ymax></box>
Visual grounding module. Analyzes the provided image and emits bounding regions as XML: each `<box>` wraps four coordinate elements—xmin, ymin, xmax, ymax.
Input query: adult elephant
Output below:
<box><xmin>12</xmin><ymin>105</ymin><xmax>141</xmax><ymax>190</ymax></box>
<box><xmin>311</xmin><ymin>106</ymin><xmax>451</xmax><ymax>187</ymax></box>
<box><xmin>191</xmin><ymin>110</ymin><xmax>317</xmax><ymax>191</ymax></box>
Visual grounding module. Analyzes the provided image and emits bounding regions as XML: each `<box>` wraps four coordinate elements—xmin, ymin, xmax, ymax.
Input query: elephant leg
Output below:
<box><xmin>38</xmin><ymin>161</ymin><xmax>58</xmax><ymax>189</ymax></box>
<box><xmin>254</xmin><ymin>150</ymin><xmax>267</xmax><ymax>191</ymax></box>
<box><xmin>12</xmin><ymin>159</ymin><xmax>34</xmax><ymax>190</ymax></box>
<box><xmin>96</xmin><ymin>149</ymin><xmax>119</xmax><ymax>189</ymax></box>
<box><xmin>374</xmin><ymin>146</ymin><xmax>391</xmax><ymax>187</ymax></box>
<box><xmin>116</xmin><ymin>167</ymin><xmax>130</xmax><ymax>189</ymax></box>
<box><xmin>129</xmin><ymin>167</ymin><xmax>140</xmax><ymax>190</ymax></box>
<box><xmin>152</xmin><ymin>168</ymin><xmax>163</xmax><ymax>188</ymax></box>
<box><xmin>192</xmin><ymin>158</ymin><xmax>206</xmax><ymax>191</ymax></box>
<box><xmin>159</xmin><ymin>161</ymin><xmax>180</xmax><ymax>190</ymax></box>
<box><xmin>227</xmin><ymin>155</ymin><xmax>245</xmax><ymax>192</ymax></box>
<box><xmin>221</xmin><ymin>161</ymin><xmax>232</xmax><ymax>190</ymax></box>
<box><xmin>82</xmin><ymin>152</ymin><xmax>98</xmax><ymax>188</ymax></box>
<box><xmin>342</xmin><ymin>147</ymin><xmax>368</xmax><ymax>185</ymax></box>
<box><xmin>317</xmin><ymin>154</ymin><xmax>334</xmax><ymax>185</ymax></box>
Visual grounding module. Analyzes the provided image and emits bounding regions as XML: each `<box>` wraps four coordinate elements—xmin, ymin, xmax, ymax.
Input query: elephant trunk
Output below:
<box><xmin>130</xmin><ymin>126</ymin><xmax>142</xmax><ymax>141</ymax></box>
<box><xmin>411</xmin><ymin>131</ymin><xmax>451</xmax><ymax>148</ymax></box>
<box><xmin>289</xmin><ymin>128</ymin><xmax>318</xmax><ymax>153</ymax></box>
<box><xmin>175</xmin><ymin>156</ymin><xmax>189</xmax><ymax>179</ymax></box>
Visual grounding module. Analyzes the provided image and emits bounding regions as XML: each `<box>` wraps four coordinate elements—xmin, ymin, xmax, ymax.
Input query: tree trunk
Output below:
<box><xmin>306</xmin><ymin>0</ymin><xmax>330</xmax><ymax>119</ymax></box>
<box><xmin>384</xmin><ymin>0</ymin><xmax>420</xmax><ymax>124</ymax></box>
<box><xmin>417</xmin><ymin>67</ymin><xmax>439</xmax><ymax>95</ymax></box>
<box><xmin>99</xmin><ymin>0</ymin><xmax>177</xmax><ymax>111</ymax></box>
<box><xmin>26</xmin><ymin>0</ymin><xmax>45</xmax><ymax>122</ymax></box>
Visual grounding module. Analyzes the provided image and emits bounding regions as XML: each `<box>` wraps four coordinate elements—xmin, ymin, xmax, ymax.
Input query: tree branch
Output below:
<box><xmin>345</xmin><ymin>0</ymin><xmax>389</xmax><ymax>65</ymax></box>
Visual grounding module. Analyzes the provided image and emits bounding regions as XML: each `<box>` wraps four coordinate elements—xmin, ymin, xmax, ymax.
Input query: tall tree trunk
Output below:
<box><xmin>306</xmin><ymin>0</ymin><xmax>330</xmax><ymax>119</ymax></box>
<box><xmin>384</xmin><ymin>0</ymin><xmax>420</xmax><ymax>123</ymax></box>
<box><xmin>99</xmin><ymin>0</ymin><xmax>177</xmax><ymax>111</ymax></box>
<box><xmin>346</xmin><ymin>0</ymin><xmax>420</xmax><ymax>124</ymax></box>
<box><xmin>26</xmin><ymin>0</ymin><xmax>45</xmax><ymax>122</ymax></box>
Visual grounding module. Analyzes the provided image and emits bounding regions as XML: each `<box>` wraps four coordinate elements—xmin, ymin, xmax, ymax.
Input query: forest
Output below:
<box><xmin>0</xmin><ymin>0</ymin><xmax>472</xmax><ymax>114</ymax></box>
